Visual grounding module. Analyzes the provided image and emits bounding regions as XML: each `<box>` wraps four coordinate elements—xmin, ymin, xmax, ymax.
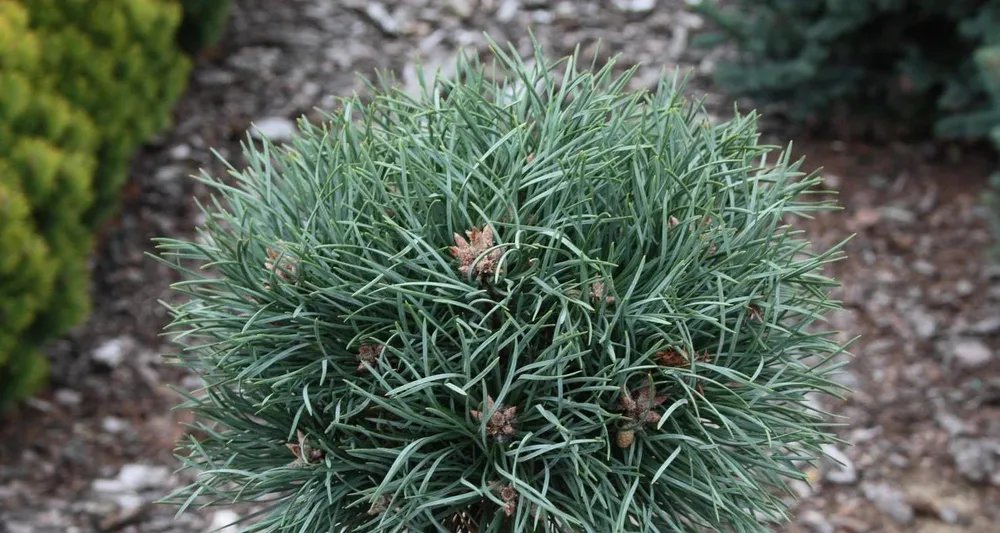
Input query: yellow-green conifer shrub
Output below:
<box><xmin>0</xmin><ymin>0</ymin><xmax>190</xmax><ymax>407</ymax></box>
<box><xmin>22</xmin><ymin>0</ymin><xmax>192</xmax><ymax>225</ymax></box>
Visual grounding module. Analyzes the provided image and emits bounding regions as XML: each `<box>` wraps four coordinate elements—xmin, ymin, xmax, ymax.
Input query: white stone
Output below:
<box><xmin>612</xmin><ymin>0</ymin><xmax>656</xmax><ymax>12</ymax></box>
<box><xmin>951</xmin><ymin>338</ymin><xmax>992</xmax><ymax>369</ymax></box>
<box><xmin>120</xmin><ymin>464</ymin><xmax>170</xmax><ymax>491</ymax></box>
<box><xmin>210</xmin><ymin>510</ymin><xmax>241</xmax><ymax>533</ymax></box>
<box><xmin>114</xmin><ymin>493</ymin><xmax>146</xmax><ymax>511</ymax></box>
<box><xmin>93</xmin><ymin>337</ymin><xmax>133</xmax><ymax>367</ymax></box>
<box><xmin>364</xmin><ymin>2</ymin><xmax>403</xmax><ymax>35</ymax></box>
<box><xmin>908</xmin><ymin>308</ymin><xmax>937</xmax><ymax>339</ymax></box>
<box><xmin>54</xmin><ymin>389</ymin><xmax>82</xmax><ymax>406</ymax></box>
<box><xmin>168</xmin><ymin>144</ymin><xmax>192</xmax><ymax>160</ymax></box>
<box><xmin>94</xmin><ymin>464</ymin><xmax>171</xmax><ymax>494</ymax></box>
<box><xmin>821</xmin><ymin>444</ymin><xmax>857</xmax><ymax>484</ymax></box>
<box><xmin>92</xmin><ymin>478</ymin><xmax>128</xmax><ymax>494</ymax></box>
<box><xmin>250</xmin><ymin>117</ymin><xmax>297</xmax><ymax>143</ymax></box>
<box><xmin>955</xmin><ymin>279</ymin><xmax>975</xmax><ymax>296</ymax></box>
<box><xmin>968</xmin><ymin>316</ymin><xmax>1000</xmax><ymax>335</ymax></box>
<box><xmin>496</xmin><ymin>0</ymin><xmax>519</xmax><ymax>22</ymax></box>
<box><xmin>911</xmin><ymin>259</ymin><xmax>935</xmax><ymax>276</ymax></box>
<box><xmin>447</xmin><ymin>0</ymin><xmax>474</xmax><ymax>18</ymax></box>
<box><xmin>101</xmin><ymin>417</ymin><xmax>128</xmax><ymax>434</ymax></box>
<box><xmin>799</xmin><ymin>510</ymin><xmax>834</xmax><ymax>533</ymax></box>
<box><xmin>861</xmin><ymin>482</ymin><xmax>914</xmax><ymax>524</ymax></box>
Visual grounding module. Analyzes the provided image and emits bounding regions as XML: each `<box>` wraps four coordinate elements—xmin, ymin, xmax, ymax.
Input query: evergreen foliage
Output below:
<box><xmin>158</xmin><ymin>43</ymin><xmax>850</xmax><ymax>532</ymax></box>
<box><xmin>177</xmin><ymin>0</ymin><xmax>232</xmax><ymax>54</ymax></box>
<box><xmin>0</xmin><ymin>0</ymin><xmax>190</xmax><ymax>407</ymax></box>
<box><xmin>976</xmin><ymin>46</ymin><xmax>1000</xmax><ymax>248</ymax></box>
<box><xmin>697</xmin><ymin>0</ymin><xmax>1000</xmax><ymax>139</ymax></box>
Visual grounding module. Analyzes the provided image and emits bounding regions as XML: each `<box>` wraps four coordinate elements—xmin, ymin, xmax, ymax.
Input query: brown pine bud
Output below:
<box><xmin>616</xmin><ymin>428</ymin><xmax>635</xmax><ymax>448</ymax></box>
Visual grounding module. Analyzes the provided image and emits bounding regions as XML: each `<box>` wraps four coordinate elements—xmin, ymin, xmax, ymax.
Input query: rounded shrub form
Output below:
<box><xmin>0</xmin><ymin>0</ymin><xmax>193</xmax><ymax>407</ymax></box>
<box><xmin>25</xmin><ymin>0</ymin><xmax>191</xmax><ymax>225</ymax></box>
<box><xmin>160</xmin><ymin>44</ymin><xmax>848</xmax><ymax>533</ymax></box>
<box><xmin>0</xmin><ymin>0</ymin><xmax>100</xmax><ymax>407</ymax></box>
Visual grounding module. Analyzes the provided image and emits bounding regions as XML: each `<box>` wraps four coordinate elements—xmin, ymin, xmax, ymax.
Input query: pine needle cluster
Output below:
<box><xmin>157</xmin><ymin>40</ymin><xmax>850</xmax><ymax>533</ymax></box>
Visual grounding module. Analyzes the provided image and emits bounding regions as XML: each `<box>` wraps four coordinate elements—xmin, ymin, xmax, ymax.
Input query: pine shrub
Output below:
<box><xmin>696</xmin><ymin>0</ymin><xmax>1000</xmax><ymax>139</ymax></box>
<box><xmin>158</xmin><ymin>43</ymin><xmax>850</xmax><ymax>532</ymax></box>
<box><xmin>177</xmin><ymin>0</ymin><xmax>232</xmax><ymax>54</ymax></box>
<box><xmin>0</xmin><ymin>0</ymin><xmax>190</xmax><ymax>407</ymax></box>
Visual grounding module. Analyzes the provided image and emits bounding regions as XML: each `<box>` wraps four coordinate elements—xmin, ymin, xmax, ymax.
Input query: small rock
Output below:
<box><xmin>101</xmin><ymin>417</ymin><xmax>128</xmax><ymax>434</ymax></box>
<box><xmin>907</xmin><ymin>307</ymin><xmax>937</xmax><ymax>339</ymax></box>
<box><xmin>799</xmin><ymin>510</ymin><xmax>834</xmax><ymax>533</ymax></box>
<box><xmin>831</xmin><ymin>515</ymin><xmax>873</xmax><ymax>533</ymax></box>
<box><xmin>364</xmin><ymin>2</ymin><xmax>403</xmax><ymax>35</ymax></box>
<box><xmin>118</xmin><ymin>464</ymin><xmax>170</xmax><ymax>491</ymax></box>
<box><xmin>92</xmin><ymin>478</ymin><xmax>128</xmax><ymax>494</ymax></box>
<box><xmin>496</xmin><ymin>0</ymin><xmax>519</xmax><ymax>21</ymax></box>
<box><xmin>181</xmin><ymin>374</ymin><xmax>202</xmax><ymax>390</ymax></box>
<box><xmin>530</xmin><ymin>9</ymin><xmax>554</xmax><ymax>23</ymax></box>
<box><xmin>250</xmin><ymin>117</ymin><xmax>297</xmax><ymax>143</ymax></box>
<box><xmin>861</xmin><ymin>482</ymin><xmax>914</xmax><ymax>524</ymax></box>
<box><xmin>851</xmin><ymin>207</ymin><xmax>881</xmax><ymax>230</ymax></box>
<box><xmin>949</xmin><ymin>438</ymin><xmax>999</xmax><ymax>483</ymax></box>
<box><xmin>950</xmin><ymin>338</ymin><xmax>992</xmax><ymax>369</ymax></box>
<box><xmin>446</xmin><ymin>0</ymin><xmax>475</xmax><ymax>17</ymax></box>
<box><xmin>168</xmin><ymin>144</ymin><xmax>192</xmax><ymax>160</ymax></box>
<box><xmin>912</xmin><ymin>260</ymin><xmax>935</xmax><ymax>276</ymax></box>
<box><xmin>93</xmin><ymin>464</ymin><xmax>171</xmax><ymax>494</ymax></box>
<box><xmin>879</xmin><ymin>205</ymin><xmax>917</xmax><ymax>224</ymax></box>
<box><xmin>938</xmin><ymin>506</ymin><xmax>961</xmax><ymax>525</ymax></box>
<box><xmin>210</xmin><ymin>510</ymin><xmax>241</xmax><ymax>533</ymax></box>
<box><xmin>54</xmin><ymin>389</ymin><xmax>82</xmax><ymax>406</ymax></box>
<box><xmin>611</xmin><ymin>0</ymin><xmax>656</xmax><ymax>12</ymax></box>
<box><xmin>92</xmin><ymin>337</ymin><xmax>133</xmax><ymax>368</ymax></box>
<box><xmin>789</xmin><ymin>478</ymin><xmax>813</xmax><ymax>499</ymax></box>
<box><xmin>955</xmin><ymin>279</ymin><xmax>975</xmax><ymax>297</ymax></box>
<box><xmin>195</xmin><ymin>69</ymin><xmax>235</xmax><ymax>85</ymax></box>
<box><xmin>821</xmin><ymin>444</ymin><xmax>857</xmax><ymax>484</ymax></box>
<box><xmin>888</xmin><ymin>453</ymin><xmax>910</xmax><ymax>469</ymax></box>
<box><xmin>832</xmin><ymin>369</ymin><xmax>860</xmax><ymax>388</ymax></box>
<box><xmin>112</xmin><ymin>493</ymin><xmax>146</xmax><ymax>512</ymax></box>
<box><xmin>935</xmin><ymin>410</ymin><xmax>968</xmax><ymax>437</ymax></box>
<box><xmin>968</xmin><ymin>316</ymin><xmax>1000</xmax><ymax>335</ymax></box>
<box><xmin>154</xmin><ymin>164</ymin><xmax>186</xmax><ymax>183</ymax></box>
<box><xmin>849</xmin><ymin>426</ymin><xmax>882</xmax><ymax>444</ymax></box>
